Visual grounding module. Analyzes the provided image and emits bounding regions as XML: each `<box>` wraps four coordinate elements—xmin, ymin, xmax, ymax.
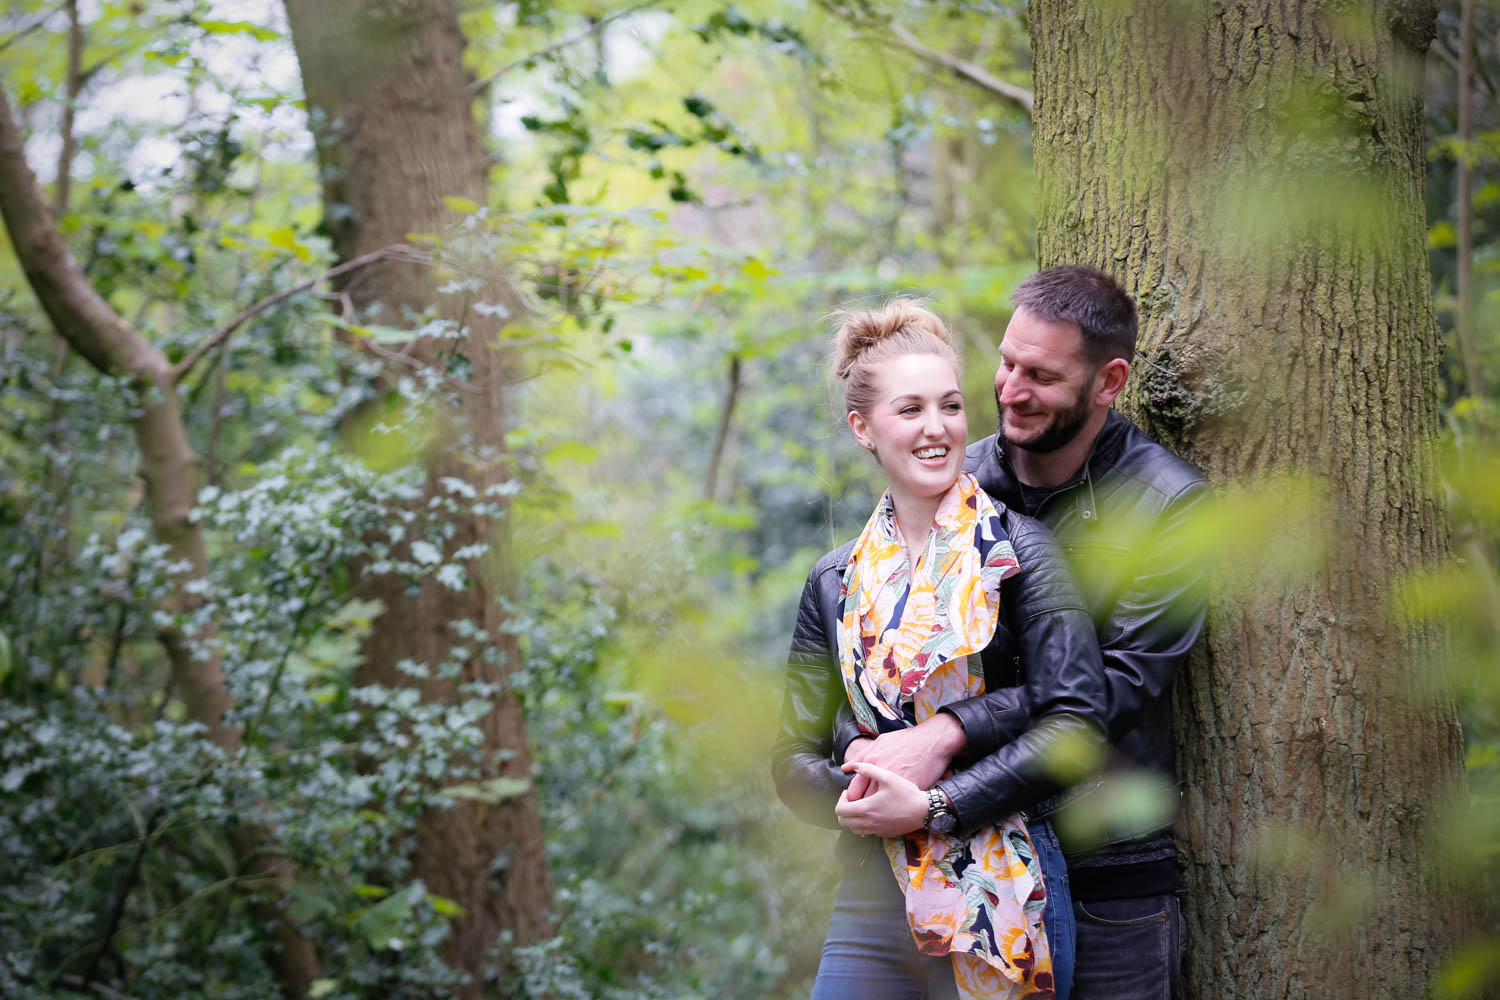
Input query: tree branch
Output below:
<box><xmin>0</xmin><ymin>75</ymin><xmax>148</xmax><ymax>375</ymax></box>
<box><xmin>0</xmin><ymin>0</ymin><xmax>67</xmax><ymax>55</ymax></box>
<box><xmin>170</xmin><ymin>243</ymin><xmax>426</xmax><ymax>383</ymax></box>
<box><xmin>704</xmin><ymin>354</ymin><xmax>741</xmax><ymax>502</ymax></box>
<box><xmin>883</xmin><ymin>23</ymin><xmax>1033</xmax><ymax>118</ymax></box>
<box><xmin>468</xmin><ymin>3</ymin><xmax>653</xmax><ymax>93</ymax></box>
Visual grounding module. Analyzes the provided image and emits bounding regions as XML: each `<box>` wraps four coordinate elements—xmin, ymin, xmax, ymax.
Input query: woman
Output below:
<box><xmin>772</xmin><ymin>299</ymin><xmax>1106</xmax><ymax>1000</ymax></box>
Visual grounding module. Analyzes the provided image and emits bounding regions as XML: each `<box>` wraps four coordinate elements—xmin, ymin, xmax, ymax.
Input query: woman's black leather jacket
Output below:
<box><xmin>770</xmin><ymin>506</ymin><xmax>1107</xmax><ymax>843</ymax></box>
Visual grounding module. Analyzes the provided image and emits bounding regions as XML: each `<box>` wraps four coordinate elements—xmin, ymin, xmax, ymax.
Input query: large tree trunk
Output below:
<box><xmin>0</xmin><ymin>77</ymin><xmax>319</xmax><ymax>999</ymax></box>
<box><xmin>282</xmin><ymin>1</ymin><xmax>551</xmax><ymax>991</ymax></box>
<box><xmin>1029</xmin><ymin>2</ymin><xmax>1471</xmax><ymax>997</ymax></box>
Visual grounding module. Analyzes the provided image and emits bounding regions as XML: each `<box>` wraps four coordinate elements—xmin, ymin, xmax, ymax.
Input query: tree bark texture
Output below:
<box><xmin>0</xmin><ymin>76</ymin><xmax>319</xmax><ymax>998</ymax></box>
<box><xmin>1030</xmin><ymin>2</ymin><xmax>1471</xmax><ymax>997</ymax></box>
<box><xmin>283</xmin><ymin>1</ymin><xmax>551</xmax><ymax>990</ymax></box>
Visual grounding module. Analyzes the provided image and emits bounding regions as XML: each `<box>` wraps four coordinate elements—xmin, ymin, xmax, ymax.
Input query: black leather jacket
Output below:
<box><xmin>770</xmin><ymin>506</ymin><xmax>1106</xmax><ymax>843</ymax></box>
<box><xmin>956</xmin><ymin>412</ymin><xmax>1210</xmax><ymax>783</ymax></box>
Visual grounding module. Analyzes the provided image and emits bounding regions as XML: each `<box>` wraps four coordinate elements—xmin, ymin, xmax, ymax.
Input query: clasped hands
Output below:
<box><xmin>833</xmin><ymin>713</ymin><xmax>965</xmax><ymax>838</ymax></box>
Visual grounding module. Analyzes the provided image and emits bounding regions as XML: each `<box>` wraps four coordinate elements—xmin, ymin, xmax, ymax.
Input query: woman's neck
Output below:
<box><xmin>889</xmin><ymin>488</ymin><xmax>944</xmax><ymax>567</ymax></box>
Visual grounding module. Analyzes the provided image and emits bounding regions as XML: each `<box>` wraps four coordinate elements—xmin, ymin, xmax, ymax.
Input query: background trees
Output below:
<box><xmin>0</xmin><ymin>0</ymin><xmax>1496</xmax><ymax>998</ymax></box>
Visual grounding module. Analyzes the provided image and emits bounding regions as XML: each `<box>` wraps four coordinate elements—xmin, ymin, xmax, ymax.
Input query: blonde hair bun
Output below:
<box><xmin>831</xmin><ymin>297</ymin><xmax>960</xmax><ymax>415</ymax></box>
<box><xmin>833</xmin><ymin>298</ymin><xmax>952</xmax><ymax>380</ymax></box>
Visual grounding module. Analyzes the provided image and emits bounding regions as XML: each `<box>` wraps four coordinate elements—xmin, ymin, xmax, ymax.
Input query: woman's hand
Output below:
<box><xmin>834</xmin><ymin>761</ymin><xmax>929</xmax><ymax>837</ymax></box>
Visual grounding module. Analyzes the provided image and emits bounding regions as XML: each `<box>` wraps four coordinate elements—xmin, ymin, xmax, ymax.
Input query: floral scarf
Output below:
<box><xmin>837</xmin><ymin>473</ymin><xmax>1054</xmax><ymax>999</ymax></box>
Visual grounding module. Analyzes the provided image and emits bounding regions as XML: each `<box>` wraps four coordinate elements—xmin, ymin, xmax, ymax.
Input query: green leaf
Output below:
<box><xmin>350</xmin><ymin>890</ymin><xmax>413</xmax><ymax>950</ymax></box>
<box><xmin>439</xmin><ymin>777</ymin><xmax>531</xmax><ymax>804</ymax></box>
<box><xmin>286</xmin><ymin>884</ymin><xmax>338</xmax><ymax>923</ymax></box>
<box><xmin>266</xmin><ymin>225</ymin><xmax>311</xmax><ymax>262</ymax></box>
<box><xmin>740</xmin><ymin>257</ymin><xmax>779</xmax><ymax>281</ymax></box>
<box><xmin>442</xmin><ymin>196</ymin><xmax>481</xmax><ymax>214</ymax></box>
<box><xmin>199</xmin><ymin>19</ymin><xmax>283</xmax><ymax>41</ymax></box>
<box><xmin>427</xmin><ymin>893</ymin><xmax>470</xmax><ymax>919</ymax></box>
<box><xmin>308</xmin><ymin>981</ymin><xmax>337</xmax><ymax>999</ymax></box>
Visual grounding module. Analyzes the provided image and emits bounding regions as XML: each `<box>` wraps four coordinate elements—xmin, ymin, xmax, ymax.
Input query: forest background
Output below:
<box><xmin>1</xmin><ymin>0</ymin><xmax>1498</xmax><ymax>998</ymax></box>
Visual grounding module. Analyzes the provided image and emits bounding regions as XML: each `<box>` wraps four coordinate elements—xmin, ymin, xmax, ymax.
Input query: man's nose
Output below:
<box><xmin>997</xmin><ymin>371</ymin><xmax>1023</xmax><ymax>405</ymax></box>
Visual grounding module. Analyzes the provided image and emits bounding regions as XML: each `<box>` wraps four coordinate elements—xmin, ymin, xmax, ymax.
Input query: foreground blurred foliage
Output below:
<box><xmin>2</xmin><ymin>0</ymin><xmax>1499</xmax><ymax>996</ymax></box>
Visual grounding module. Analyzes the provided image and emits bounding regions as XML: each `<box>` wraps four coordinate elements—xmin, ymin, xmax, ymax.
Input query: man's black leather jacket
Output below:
<box><xmin>870</xmin><ymin>411</ymin><xmax>1209</xmax><ymax>833</ymax></box>
<box><xmin>770</xmin><ymin>506</ymin><xmax>1106</xmax><ymax>842</ymax></box>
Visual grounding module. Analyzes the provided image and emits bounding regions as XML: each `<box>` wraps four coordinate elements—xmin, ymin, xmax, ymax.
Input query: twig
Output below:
<box><xmin>469</xmin><ymin>3</ymin><xmax>653</xmax><ymax>93</ymax></box>
<box><xmin>242</xmin><ymin>551</ymin><xmax>329</xmax><ymax>747</ymax></box>
<box><xmin>76</xmin><ymin>799</ymin><xmax>168</xmax><ymax>988</ymax></box>
<box><xmin>170</xmin><ymin>244</ymin><xmax>427</xmax><ymax>383</ymax></box>
<box><xmin>54</xmin><ymin>975</ymin><xmax>127</xmax><ymax>1000</ymax></box>
<box><xmin>704</xmin><ymin>354</ymin><xmax>742</xmax><ymax>501</ymax></box>
<box><xmin>0</xmin><ymin>0</ymin><xmax>67</xmax><ymax>55</ymax></box>
<box><xmin>879</xmin><ymin>23</ymin><xmax>1033</xmax><ymax>117</ymax></box>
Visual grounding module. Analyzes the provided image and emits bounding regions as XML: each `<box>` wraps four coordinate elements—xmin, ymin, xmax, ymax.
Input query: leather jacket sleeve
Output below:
<box><xmin>770</xmin><ymin>560</ymin><xmax>852</xmax><ymax>829</ymax></box>
<box><xmin>1093</xmin><ymin>479</ymin><xmax>1210</xmax><ymax>741</ymax></box>
<box><xmin>933</xmin><ymin>514</ymin><xmax>1107</xmax><ymax>836</ymax></box>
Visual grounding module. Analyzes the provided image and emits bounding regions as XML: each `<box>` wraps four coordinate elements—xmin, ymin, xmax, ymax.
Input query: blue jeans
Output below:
<box><xmin>1031</xmin><ymin>820</ymin><xmax>1075</xmax><ymax>1000</ymax></box>
<box><xmin>811</xmin><ymin>822</ymin><xmax>1076</xmax><ymax>1000</ymax></box>
<box><xmin>810</xmin><ymin>850</ymin><xmax>959</xmax><ymax>1000</ymax></box>
<box><xmin>1070</xmin><ymin>893</ymin><xmax>1184</xmax><ymax>1000</ymax></box>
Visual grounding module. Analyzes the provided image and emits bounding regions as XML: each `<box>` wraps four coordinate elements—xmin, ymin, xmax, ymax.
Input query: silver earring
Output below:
<box><xmin>863</xmin><ymin>441</ymin><xmax>875</xmax><ymax>451</ymax></box>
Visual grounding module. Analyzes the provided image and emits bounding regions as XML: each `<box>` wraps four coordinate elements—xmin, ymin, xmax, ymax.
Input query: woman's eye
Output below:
<box><xmin>901</xmin><ymin>407</ymin><xmax>920</xmax><ymax>416</ymax></box>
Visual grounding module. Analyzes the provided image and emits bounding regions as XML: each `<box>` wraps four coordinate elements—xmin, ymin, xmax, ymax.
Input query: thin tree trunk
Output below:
<box><xmin>705</xmin><ymin>354</ymin><xmax>741</xmax><ymax>502</ymax></box>
<box><xmin>1457</xmin><ymin>0</ymin><xmax>1485</xmax><ymax>398</ymax></box>
<box><xmin>282</xmin><ymin>2</ymin><xmax>551</xmax><ymax>991</ymax></box>
<box><xmin>0</xmin><ymin>76</ymin><xmax>319</xmax><ymax>999</ymax></box>
<box><xmin>1030</xmin><ymin>2</ymin><xmax>1471</xmax><ymax>997</ymax></box>
<box><xmin>53</xmin><ymin>0</ymin><xmax>82</xmax><ymax>219</ymax></box>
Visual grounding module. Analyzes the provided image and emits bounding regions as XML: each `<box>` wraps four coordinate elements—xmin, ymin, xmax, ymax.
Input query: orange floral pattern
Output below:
<box><xmin>838</xmin><ymin>474</ymin><xmax>1053</xmax><ymax>999</ymax></box>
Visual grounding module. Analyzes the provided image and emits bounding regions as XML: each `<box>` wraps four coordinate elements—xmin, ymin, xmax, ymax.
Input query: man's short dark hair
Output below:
<box><xmin>1010</xmin><ymin>265</ymin><xmax>1137</xmax><ymax>365</ymax></box>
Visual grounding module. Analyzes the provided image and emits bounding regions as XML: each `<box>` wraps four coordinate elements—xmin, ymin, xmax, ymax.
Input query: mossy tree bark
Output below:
<box><xmin>1030</xmin><ymin>1</ymin><xmax>1471</xmax><ymax>996</ymax></box>
<box><xmin>283</xmin><ymin>0</ymin><xmax>551</xmax><ymax>992</ymax></box>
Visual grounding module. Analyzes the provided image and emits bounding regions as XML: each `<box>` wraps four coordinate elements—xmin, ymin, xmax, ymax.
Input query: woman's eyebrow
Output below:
<box><xmin>889</xmin><ymin>389</ymin><xmax>963</xmax><ymax>404</ymax></box>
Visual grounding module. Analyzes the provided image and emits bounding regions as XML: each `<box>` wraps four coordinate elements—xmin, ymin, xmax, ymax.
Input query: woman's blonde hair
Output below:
<box><xmin>832</xmin><ymin>297</ymin><xmax>960</xmax><ymax>416</ymax></box>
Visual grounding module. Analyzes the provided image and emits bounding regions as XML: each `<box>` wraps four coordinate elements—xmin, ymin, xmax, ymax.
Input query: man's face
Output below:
<box><xmin>994</xmin><ymin>307</ymin><xmax>1099</xmax><ymax>454</ymax></box>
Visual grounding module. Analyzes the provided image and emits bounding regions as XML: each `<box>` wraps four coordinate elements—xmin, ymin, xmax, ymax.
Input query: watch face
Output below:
<box><xmin>929</xmin><ymin>811</ymin><xmax>956</xmax><ymax>835</ymax></box>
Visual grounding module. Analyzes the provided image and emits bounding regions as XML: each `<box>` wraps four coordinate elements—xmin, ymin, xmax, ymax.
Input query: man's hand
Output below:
<box><xmin>842</xmin><ymin>713</ymin><xmax>966</xmax><ymax>800</ymax></box>
<box><xmin>834</xmin><ymin>762</ymin><xmax>928</xmax><ymax>837</ymax></box>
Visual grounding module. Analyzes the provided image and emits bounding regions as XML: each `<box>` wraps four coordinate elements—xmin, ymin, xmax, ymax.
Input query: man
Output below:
<box><xmin>840</xmin><ymin>265</ymin><xmax>1210</xmax><ymax>998</ymax></box>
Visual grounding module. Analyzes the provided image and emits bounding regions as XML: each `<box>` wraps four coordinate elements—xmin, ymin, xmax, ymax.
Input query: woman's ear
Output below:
<box><xmin>848</xmin><ymin>410</ymin><xmax>873</xmax><ymax>451</ymax></box>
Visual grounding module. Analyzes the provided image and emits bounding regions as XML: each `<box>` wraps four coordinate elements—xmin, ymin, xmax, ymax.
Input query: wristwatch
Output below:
<box><xmin>925</xmin><ymin>787</ymin><xmax>957</xmax><ymax>835</ymax></box>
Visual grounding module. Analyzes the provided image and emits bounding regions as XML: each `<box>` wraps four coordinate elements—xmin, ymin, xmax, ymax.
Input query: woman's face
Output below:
<box><xmin>849</xmin><ymin>352</ymin><xmax>967</xmax><ymax>505</ymax></box>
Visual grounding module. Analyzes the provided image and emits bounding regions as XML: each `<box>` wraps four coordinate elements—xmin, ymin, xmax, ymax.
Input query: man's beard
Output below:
<box><xmin>996</xmin><ymin>388</ymin><xmax>1093</xmax><ymax>454</ymax></box>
